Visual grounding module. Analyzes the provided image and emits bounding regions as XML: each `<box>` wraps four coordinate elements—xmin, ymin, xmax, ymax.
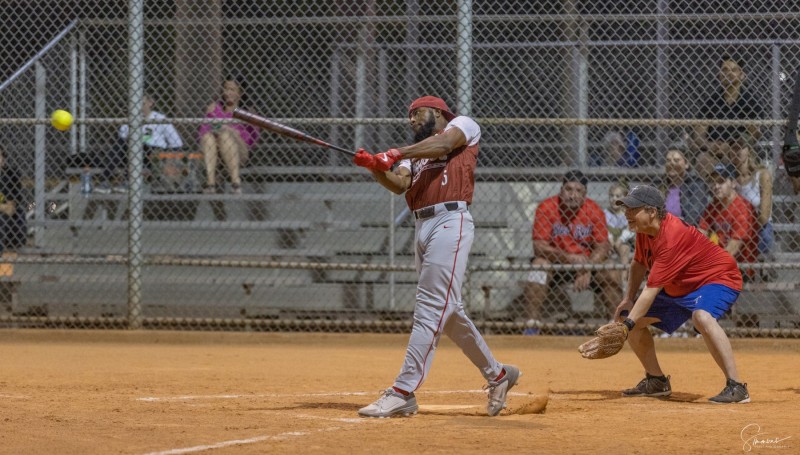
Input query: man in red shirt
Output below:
<box><xmin>699</xmin><ymin>163</ymin><xmax>759</xmax><ymax>275</ymax></box>
<box><xmin>614</xmin><ymin>184</ymin><xmax>749</xmax><ymax>403</ymax></box>
<box><xmin>524</xmin><ymin>170</ymin><xmax>621</xmax><ymax>328</ymax></box>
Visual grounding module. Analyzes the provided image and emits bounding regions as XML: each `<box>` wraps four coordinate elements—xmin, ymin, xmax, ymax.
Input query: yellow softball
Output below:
<box><xmin>51</xmin><ymin>109</ymin><xmax>74</xmax><ymax>131</ymax></box>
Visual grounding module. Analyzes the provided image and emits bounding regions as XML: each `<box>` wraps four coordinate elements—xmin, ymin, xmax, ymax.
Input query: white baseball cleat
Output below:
<box><xmin>485</xmin><ymin>365</ymin><xmax>521</xmax><ymax>416</ymax></box>
<box><xmin>358</xmin><ymin>388</ymin><xmax>418</xmax><ymax>418</ymax></box>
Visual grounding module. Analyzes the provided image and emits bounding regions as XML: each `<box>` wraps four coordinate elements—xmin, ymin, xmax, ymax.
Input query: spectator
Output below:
<box><xmin>590</xmin><ymin>130</ymin><xmax>641</xmax><ymax>167</ymax></box>
<box><xmin>661</xmin><ymin>145</ymin><xmax>709</xmax><ymax>226</ymax></box>
<box><xmin>0</xmin><ymin>146</ymin><xmax>27</xmax><ymax>253</ymax></box>
<box><xmin>604</xmin><ymin>182</ymin><xmax>635</xmax><ymax>266</ymax></box>
<box><xmin>198</xmin><ymin>77</ymin><xmax>260</xmax><ymax>194</ymax></box>
<box><xmin>732</xmin><ymin>138</ymin><xmax>774</xmax><ymax>260</ymax></box>
<box><xmin>690</xmin><ymin>55</ymin><xmax>764</xmax><ymax>181</ymax></box>
<box><xmin>523</xmin><ymin>170</ymin><xmax>621</xmax><ymax>327</ymax></box>
<box><xmin>101</xmin><ymin>94</ymin><xmax>184</xmax><ymax>192</ymax></box>
<box><xmin>699</xmin><ymin>163</ymin><xmax>759</xmax><ymax>280</ymax></box>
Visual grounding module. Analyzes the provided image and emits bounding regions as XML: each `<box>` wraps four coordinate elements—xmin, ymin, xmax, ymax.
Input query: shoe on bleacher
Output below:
<box><xmin>113</xmin><ymin>183</ymin><xmax>129</xmax><ymax>193</ymax></box>
<box><xmin>708</xmin><ymin>378</ymin><xmax>750</xmax><ymax>404</ymax></box>
<box><xmin>358</xmin><ymin>388</ymin><xmax>418</xmax><ymax>418</ymax></box>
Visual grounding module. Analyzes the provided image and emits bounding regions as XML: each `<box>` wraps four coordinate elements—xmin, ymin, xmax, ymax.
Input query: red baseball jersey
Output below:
<box><xmin>635</xmin><ymin>213</ymin><xmax>743</xmax><ymax>296</ymax></box>
<box><xmin>698</xmin><ymin>194</ymin><xmax>759</xmax><ymax>264</ymax></box>
<box><xmin>532</xmin><ymin>196</ymin><xmax>609</xmax><ymax>257</ymax></box>
<box><xmin>399</xmin><ymin>116</ymin><xmax>479</xmax><ymax>210</ymax></box>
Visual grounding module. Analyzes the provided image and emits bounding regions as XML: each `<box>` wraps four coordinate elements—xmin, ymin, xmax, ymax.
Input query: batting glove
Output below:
<box><xmin>353</xmin><ymin>149</ymin><xmax>377</xmax><ymax>169</ymax></box>
<box><xmin>372</xmin><ymin>148</ymin><xmax>403</xmax><ymax>172</ymax></box>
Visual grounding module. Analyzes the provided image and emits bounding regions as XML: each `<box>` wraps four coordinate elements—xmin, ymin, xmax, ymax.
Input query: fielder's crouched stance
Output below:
<box><xmin>579</xmin><ymin>184</ymin><xmax>750</xmax><ymax>404</ymax></box>
<box><xmin>353</xmin><ymin>96</ymin><xmax>521</xmax><ymax>418</ymax></box>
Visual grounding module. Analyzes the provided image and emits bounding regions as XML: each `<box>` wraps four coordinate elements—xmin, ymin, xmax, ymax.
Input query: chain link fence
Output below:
<box><xmin>1</xmin><ymin>1</ymin><xmax>799</xmax><ymax>336</ymax></box>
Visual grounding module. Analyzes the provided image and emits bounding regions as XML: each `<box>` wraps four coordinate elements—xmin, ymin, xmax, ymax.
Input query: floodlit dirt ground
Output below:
<box><xmin>0</xmin><ymin>330</ymin><xmax>797</xmax><ymax>454</ymax></box>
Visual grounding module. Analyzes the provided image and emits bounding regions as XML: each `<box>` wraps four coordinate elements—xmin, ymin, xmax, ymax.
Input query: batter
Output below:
<box><xmin>353</xmin><ymin>96</ymin><xmax>521</xmax><ymax>418</ymax></box>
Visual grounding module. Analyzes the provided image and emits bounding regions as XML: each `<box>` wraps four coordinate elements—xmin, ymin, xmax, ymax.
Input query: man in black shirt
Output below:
<box><xmin>690</xmin><ymin>56</ymin><xmax>764</xmax><ymax>181</ymax></box>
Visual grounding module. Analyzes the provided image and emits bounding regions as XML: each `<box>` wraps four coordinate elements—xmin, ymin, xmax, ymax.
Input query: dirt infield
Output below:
<box><xmin>0</xmin><ymin>330</ymin><xmax>797</xmax><ymax>454</ymax></box>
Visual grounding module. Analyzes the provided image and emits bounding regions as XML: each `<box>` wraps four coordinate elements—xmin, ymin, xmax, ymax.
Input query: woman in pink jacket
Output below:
<box><xmin>198</xmin><ymin>77</ymin><xmax>260</xmax><ymax>194</ymax></box>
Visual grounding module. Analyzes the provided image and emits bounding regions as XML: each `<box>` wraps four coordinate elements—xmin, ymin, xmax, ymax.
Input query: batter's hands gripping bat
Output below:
<box><xmin>783</xmin><ymin>68</ymin><xmax>800</xmax><ymax>178</ymax></box>
<box><xmin>232</xmin><ymin>108</ymin><xmax>355</xmax><ymax>156</ymax></box>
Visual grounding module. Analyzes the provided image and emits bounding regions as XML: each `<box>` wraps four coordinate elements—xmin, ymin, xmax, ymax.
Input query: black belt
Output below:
<box><xmin>414</xmin><ymin>202</ymin><xmax>460</xmax><ymax>220</ymax></box>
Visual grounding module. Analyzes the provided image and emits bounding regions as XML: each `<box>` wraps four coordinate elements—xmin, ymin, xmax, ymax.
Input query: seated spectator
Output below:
<box><xmin>522</xmin><ymin>170</ymin><xmax>621</xmax><ymax>328</ymax></box>
<box><xmin>198</xmin><ymin>77</ymin><xmax>260</xmax><ymax>195</ymax></box>
<box><xmin>604</xmin><ymin>182</ymin><xmax>635</xmax><ymax>266</ymax></box>
<box><xmin>699</xmin><ymin>163</ymin><xmax>759</xmax><ymax>280</ymax></box>
<box><xmin>661</xmin><ymin>145</ymin><xmax>708</xmax><ymax>226</ymax></box>
<box><xmin>732</xmin><ymin>138</ymin><xmax>774</xmax><ymax>260</ymax></box>
<box><xmin>590</xmin><ymin>130</ymin><xmax>641</xmax><ymax>167</ymax></box>
<box><xmin>102</xmin><ymin>93</ymin><xmax>184</xmax><ymax>192</ymax></box>
<box><xmin>0</xmin><ymin>146</ymin><xmax>27</xmax><ymax>253</ymax></box>
<box><xmin>689</xmin><ymin>55</ymin><xmax>764</xmax><ymax>182</ymax></box>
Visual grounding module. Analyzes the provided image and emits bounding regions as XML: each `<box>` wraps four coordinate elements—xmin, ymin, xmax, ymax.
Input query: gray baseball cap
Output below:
<box><xmin>615</xmin><ymin>184</ymin><xmax>665</xmax><ymax>209</ymax></box>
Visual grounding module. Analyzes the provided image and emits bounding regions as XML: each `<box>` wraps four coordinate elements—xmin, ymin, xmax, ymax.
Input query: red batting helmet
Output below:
<box><xmin>408</xmin><ymin>96</ymin><xmax>456</xmax><ymax>121</ymax></box>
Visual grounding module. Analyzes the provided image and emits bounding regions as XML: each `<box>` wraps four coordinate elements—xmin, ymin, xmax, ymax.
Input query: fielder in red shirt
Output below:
<box><xmin>524</xmin><ymin>170</ymin><xmax>621</xmax><ymax>326</ymax></box>
<box><xmin>613</xmin><ymin>184</ymin><xmax>749</xmax><ymax>404</ymax></box>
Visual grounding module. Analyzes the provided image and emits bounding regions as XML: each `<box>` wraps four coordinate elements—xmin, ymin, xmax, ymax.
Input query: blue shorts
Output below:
<box><xmin>646</xmin><ymin>284</ymin><xmax>740</xmax><ymax>334</ymax></box>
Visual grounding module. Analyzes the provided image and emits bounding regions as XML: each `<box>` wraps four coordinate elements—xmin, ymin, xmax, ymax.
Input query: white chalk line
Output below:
<box><xmin>137</xmin><ymin>390</ymin><xmax>530</xmax><ymax>403</ymax></box>
<box><xmin>139</xmin><ymin>390</ymin><xmax>542</xmax><ymax>454</ymax></box>
<box><xmin>142</xmin><ymin>425</ymin><xmax>356</xmax><ymax>455</ymax></box>
<box><xmin>143</xmin><ymin>413</ymin><xmax>373</xmax><ymax>454</ymax></box>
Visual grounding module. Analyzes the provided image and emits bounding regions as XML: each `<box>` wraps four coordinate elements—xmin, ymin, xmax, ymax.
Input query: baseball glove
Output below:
<box><xmin>783</xmin><ymin>144</ymin><xmax>800</xmax><ymax>178</ymax></box>
<box><xmin>578</xmin><ymin>321</ymin><xmax>629</xmax><ymax>359</ymax></box>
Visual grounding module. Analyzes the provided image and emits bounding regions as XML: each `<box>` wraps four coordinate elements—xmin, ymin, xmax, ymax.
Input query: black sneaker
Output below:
<box><xmin>622</xmin><ymin>374</ymin><xmax>672</xmax><ymax>397</ymax></box>
<box><xmin>709</xmin><ymin>379</ymin><xmax>750</xmax><ymax>404</ymax></box>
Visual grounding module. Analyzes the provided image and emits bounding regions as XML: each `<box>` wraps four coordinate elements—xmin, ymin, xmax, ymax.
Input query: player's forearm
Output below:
<box><xmin>398</xmin><ymin>141</ymin><xmax>451</xmax><ymax>160</ymax></box>
<box><xmin>624</xmin><ymin>261</ymin><xmax>647</xmax><ymax>301</ymax></box>
<box><xmin>371</xmin><ymin>170</ymin><xmax>408</xmax><ymax>195</ymax></box>
<box><xmin>628</xmin><ymin>286</ymin><xmax>661</xmax><ymax>322</ymax></box>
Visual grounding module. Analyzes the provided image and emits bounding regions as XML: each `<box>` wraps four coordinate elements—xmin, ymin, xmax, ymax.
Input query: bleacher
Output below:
<box><xmin>4</xmin><ymin>165</ymin><xmax>798</xmax><ymax>327</ymax></box>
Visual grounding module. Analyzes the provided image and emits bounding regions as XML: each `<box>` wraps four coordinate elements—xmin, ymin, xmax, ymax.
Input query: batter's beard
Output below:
<box><xmin>413</xmin><ymin>117</ymin><xmax>437</xmax><ymax>143</ymax></box>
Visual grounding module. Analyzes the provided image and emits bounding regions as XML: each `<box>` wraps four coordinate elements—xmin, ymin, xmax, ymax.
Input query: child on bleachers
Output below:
<box><xmin>604</xmin><ymin>182</ymin><xmax>635</xmax><ymax>266</ymax></box>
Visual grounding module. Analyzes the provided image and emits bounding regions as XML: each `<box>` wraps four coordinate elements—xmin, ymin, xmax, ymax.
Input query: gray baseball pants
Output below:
<box><xmin>393</xmin><ymin>201</ymin><xmax>503</xmax><ymax>392</ymax></box>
